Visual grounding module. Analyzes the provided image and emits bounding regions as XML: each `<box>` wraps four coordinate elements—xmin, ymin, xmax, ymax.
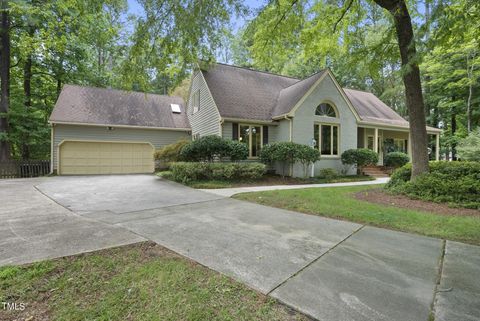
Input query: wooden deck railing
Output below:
<box><xmin>0</xmin><ymin>160</ymin><xmax>50</xmax><ymax>179</ymax></box>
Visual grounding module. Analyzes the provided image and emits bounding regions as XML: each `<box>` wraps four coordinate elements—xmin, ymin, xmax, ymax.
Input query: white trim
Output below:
<box><xmin>315</xmin><ymin>123</ymin><xmax>340</xmax><ymax>157</ymax></box>
<box><xmin>222</xmin><ymin>117</ymin><xmax>278</xmax><ymax>125</ymax></box>
<box><xmin>358</xmin><ymin>121</ymin><xmax>441</xmax><ymax>133</ymax></box>
<box><xmin>49</xmin><ymin>121</ymin><xmax>191</xmax><ymax>132</ymax></box>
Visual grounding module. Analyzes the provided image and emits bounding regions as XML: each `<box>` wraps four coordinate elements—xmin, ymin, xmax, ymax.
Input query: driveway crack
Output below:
<box><xmin>429</xmin><ymin>239</ymin><xmax>447</xmax><ymax>320</ymax></box>
<box><xmin>267</xmin><ymin>224</ymin><xmax>365</xmax><ymax>295</ymax></box>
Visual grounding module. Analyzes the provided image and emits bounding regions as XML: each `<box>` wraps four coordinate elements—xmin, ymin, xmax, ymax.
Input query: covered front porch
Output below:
<box><xmin>357</xmin><ymin>126</ymin><xmax>440</xmax><ymax>165</ymax></box>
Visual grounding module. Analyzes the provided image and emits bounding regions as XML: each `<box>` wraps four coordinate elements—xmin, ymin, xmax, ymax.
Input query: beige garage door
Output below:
<box><xmin>59</xmin><ymin>141</ymin><xmax>154</xmax><ymax>175</ymax></box>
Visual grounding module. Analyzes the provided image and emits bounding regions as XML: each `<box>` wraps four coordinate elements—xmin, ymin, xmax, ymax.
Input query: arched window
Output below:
<box><xmin>315</xmin><ymin>103</ymin><xmax>337</xmax><ymax>117</ymax></box>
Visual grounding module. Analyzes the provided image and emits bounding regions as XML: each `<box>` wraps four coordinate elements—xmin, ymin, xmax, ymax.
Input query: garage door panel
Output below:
<box><xmin>59</xmin><ymin>141</ymin><xmax>154</xmax><ymax>175</ymax></box>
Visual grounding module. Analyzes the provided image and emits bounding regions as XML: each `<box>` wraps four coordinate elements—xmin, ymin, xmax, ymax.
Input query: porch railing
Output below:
<box><xmin>0</xmin><ymin>160</ymin><xmax>50</xmax><ymax>179</ymax></box>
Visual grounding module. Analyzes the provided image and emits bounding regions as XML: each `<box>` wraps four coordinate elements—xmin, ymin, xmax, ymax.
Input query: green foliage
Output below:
<box><xmin>386</xmin><ymin>161</ymin><xmax>480</xmax><ymax>209</ymax></box>
<box><xmin>226</xmin><ymin>139</ymin><xmax>250</xmax><ymax>161</ymax></box>
<box><xmin>169</xmin><ymin>162</ymin><xmax>266</xmax><ymax>183</ymax></box>
<box><xmin>457</xmin><ymin>129</ymin><xmax>480</xmax><ymax>161</ymax></box>
<box><xmin>317</xmin><ymin>168</ymin><xmax>338</xmax><ymax>179</ymax></box>
<box><xmin>341</xmin><ymin>148</ymin><xmax>379</xmax><ymax>172</ymax></box>
<box><xmin>154</xmin><ymin>139</ymin><xmax>190</xmax><ymax>163</ymax></box>
<box><xmin>260</xmin><ymin>142</ymin><xmax>319</xmax><ymax>177</ymax></box>
<box><xmin>180</xmin><ymin>136</ymin><xmax>248</xmax><ymax>162</ymax></box>
<box><xmin>384</xmin><ymin>152</ymin><xmax>409</xmax><ymax>168</ymax></box>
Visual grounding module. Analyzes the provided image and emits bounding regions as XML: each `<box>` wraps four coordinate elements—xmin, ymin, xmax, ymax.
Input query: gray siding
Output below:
<box><xmin>187</xmin><ymin>71</ymin><xmax>221</xmax><ymax>137</ymax></box>
<box><xmin>52</xmin><ymin>124</ymin><xmax>190</xmax><ymax>170</ymax></box>
<box><xmin>290</xmin><ymin>74</ymin><xmax>358</xmax><ymax>177</ymax></box>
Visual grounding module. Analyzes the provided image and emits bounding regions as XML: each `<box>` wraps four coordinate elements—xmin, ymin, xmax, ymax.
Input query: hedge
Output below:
<box><xmin>386</xmin><ymin>161</ymin><xmax>480</xmax><ymax>209</ymax></box>
<box><xmin>260</xmin><ymin>142</ymin><xmax>319</xmax><ymax>177</ymax></box>
<box><xmin>169</xmin><ymin>162</ymin><xmax>266</xmax><ymax>183</ymax></box>
<box><xmin>180</xmin><ymin>135</ymin><xmax>248</xmax><ymax>162</ymax></box>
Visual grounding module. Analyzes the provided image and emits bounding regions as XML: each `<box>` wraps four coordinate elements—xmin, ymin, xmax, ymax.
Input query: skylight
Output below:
<box><xmin>170</xmin><ymin>104</ymin><xmax>181</xmax><ymax>113</ymax></box>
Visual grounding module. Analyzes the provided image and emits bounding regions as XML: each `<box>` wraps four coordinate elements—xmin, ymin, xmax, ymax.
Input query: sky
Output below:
<box><xmin>126</xmin><ymin>0</ymin><xmax>265</xmax><ymax>32</ymax></box>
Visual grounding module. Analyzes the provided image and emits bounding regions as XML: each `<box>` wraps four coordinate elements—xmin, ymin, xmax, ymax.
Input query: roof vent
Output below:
<box><xmin>170</xmin><ymin>104</ymin><xmax>181</xmax><ymax>113</ymax></box>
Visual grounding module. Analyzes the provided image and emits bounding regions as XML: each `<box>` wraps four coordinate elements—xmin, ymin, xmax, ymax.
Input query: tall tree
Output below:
<box><xmin>372</xmin><ymin>0</ymin><xmax>429</xmax><ymax>177</ymax></box>
<box><xmin>0</xmin><ymin>0</ymin><xmax>10</xmax><ymax>161</ymax></box>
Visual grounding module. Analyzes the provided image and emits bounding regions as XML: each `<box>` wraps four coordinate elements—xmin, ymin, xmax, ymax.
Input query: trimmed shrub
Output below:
<box><xmin>226</xmin><ymin>139</ymin><xmax>250</xmax><ymax>161</ymax></box>
<box><xmin>154</xmin><ymin>139</ymin><xmax>189</xmax><ymax>163</ymax></box>
<box><xmin>260</xmin><ymin>142</ymin><xmax>319</xmax><ymax>177</ymax></box>
<box><xmin>318</xmin><ymin>168</ymin><xmax>338</xmax><ymax>179</ymax></box>
<box><xmin>386</xmin><ymin>161</ymin><xmax>480</xmax><ymax>209</ymax></box>
<box><xmin>341</xmin><ymin>148</ymin><xmax>379</xmax><ymax>174</ymax></box>
<box><xmin>169</xmin><ymin>162</ymin><xmax>266</xmax><ymax>183</ymax></box>
<box><xmin>297</xmin><ymin>144</ymin><xmax>320</xmax><ymax>178</ymax></box>
<box><xmin>457</xmin><ymin>129</ymin><xmax>480</xmax><ymax>161</ymax></box>
<box><xmin>180</xmin><ymin>135</ymin><xmax>248</xmax><ymax>162</ymax></box>
<box><xmin>384</xmin><ymin>152</ymin><xmax>409</xmax><ymax>168</ymax></box>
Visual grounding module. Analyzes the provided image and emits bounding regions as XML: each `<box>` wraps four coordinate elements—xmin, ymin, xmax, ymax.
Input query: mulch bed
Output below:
<box><xmin>354</xmin><ymin>188</ymin><xmax>480</xmax><ymax>217</ymax></box>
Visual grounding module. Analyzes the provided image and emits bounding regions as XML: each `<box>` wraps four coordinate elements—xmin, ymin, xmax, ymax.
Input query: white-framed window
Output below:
<box><xmin>315</xmin><ymin>102</ymin><xmax>338</xmax><ymax>117</ymax></box>
<box><xmin>239</xmin><ymin>124</ymin><xmax>262</xmax><ymax>158</ymax></box>
<box><xmin>314</xmin><ymin>123</ymin><xmax>339</xmax><ymax>156</ymax></box>
<box><xmin>192</xmin><ymin>90</ymin><xmax>200</xmax><ymax>114</ymax></box>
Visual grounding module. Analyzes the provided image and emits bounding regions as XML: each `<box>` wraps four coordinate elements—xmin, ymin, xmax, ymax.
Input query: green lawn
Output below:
<box><xmin>158</xmin><ymin>171</ymin><xmax>374</xmax><ymax>189</ymax></box>
<box><xmin>0</xmin><ymin>242</ymin><xmax>307</xmax><ymax>321</ymax></box>
<box><xmin>234</xmin><ymin>185</ymin><xmax>480</xmax><ymax>245</ymax></box>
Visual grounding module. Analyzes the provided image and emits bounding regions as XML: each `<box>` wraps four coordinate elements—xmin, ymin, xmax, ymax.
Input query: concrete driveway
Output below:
<box><xmin>2</xmin><ymin>174</ymin><xmax>479</xmax><ymax>321</ymax></box>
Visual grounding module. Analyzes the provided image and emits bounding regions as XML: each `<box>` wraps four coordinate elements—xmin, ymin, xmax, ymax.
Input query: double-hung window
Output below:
<box><xmin>314</xmin><ymin>124</ymin><xmax>339</xmax><ymax>156</ymax></box>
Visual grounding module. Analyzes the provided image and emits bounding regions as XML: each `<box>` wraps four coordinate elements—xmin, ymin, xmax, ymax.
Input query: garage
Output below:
<box><xmin>49</xmin><ymin>85</ymin><xmax>191</xmax><ymax>175</ymax></box>
<box><xmin>58</xmin><ymin>141</ymin><xmax>154</xmax><ymax>175</ymax></box>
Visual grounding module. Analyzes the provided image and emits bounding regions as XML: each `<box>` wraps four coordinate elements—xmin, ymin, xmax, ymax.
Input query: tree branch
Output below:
<box><xmin>333</xmin><ymin>0</ymin><xmax>354</xmax><ymax>32</ymax></box>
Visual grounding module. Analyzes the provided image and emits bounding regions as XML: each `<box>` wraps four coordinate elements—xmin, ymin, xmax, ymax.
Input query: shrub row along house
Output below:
<box><xmin>49</xmin><ymin>62</ymin><xmax>441</xmax><ymax>176</ymax></box>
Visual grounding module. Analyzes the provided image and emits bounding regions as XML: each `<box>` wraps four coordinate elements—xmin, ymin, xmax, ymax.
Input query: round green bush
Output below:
<box><xmin>341</xmin><ymin>148</ymin><xmax>379</xmax><ymax>168</ymax></box>
<box><xmin>259</xmin><ymin>142</ymin><xmax>319</xmax><ymax>177</ymax></box>
<box><xmin>318</xmin><ymin>168</ymin><xmax>338</xmax><ymax>179</ymax></box>
<box><xmin>384</xmin><ymin>152</ymin><xmax>409</xmax><ymax>168</ymax></box>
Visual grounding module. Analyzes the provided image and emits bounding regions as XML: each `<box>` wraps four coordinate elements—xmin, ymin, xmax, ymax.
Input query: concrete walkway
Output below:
<box><xmin>2</xmin><ymin>175</ymin><xmax>479</xmax><ymax>321</ymax></box>
<box><xmin>200</xmin><ymin>177</ymin><xmax>390</xmax><ymax>197</ymax></box>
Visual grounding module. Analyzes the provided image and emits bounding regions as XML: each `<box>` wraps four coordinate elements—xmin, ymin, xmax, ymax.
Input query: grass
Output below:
<box><xmin>157</xmin><ymin>171</ymin><xmax>374</xmax><ymax>189</ymax></box>
<box><xmin>234</xmin><ymin>185</ymin><xmax>480</xmax><ymax>245</ymax></box>
<box><xmin>0</xmin><ymin>242</ymin><xmax>308</xmax><ymax>321</ymax></box>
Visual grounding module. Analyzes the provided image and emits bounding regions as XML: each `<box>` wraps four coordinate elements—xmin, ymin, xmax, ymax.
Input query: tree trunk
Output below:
<box><xmin>373</xmin><ymin>0</ymin><xmax>429</xmax><ymax>179</ymax></box>
<box><xmin>0</xmin><ymin>0</ymin><xmax>10</xmax><ymax>161</ymax></box>
<box><xmin>466</xmin><ymin>51</ymin><xmax>475</xmax><ymax>133</ymax></box>
<box><xmin>22</xmin><ymin>27</ymin><xmax>35</xmax><ymax>160</ymax></box>
<box><xmin>451</xmin><ymin>111</ymin><xmax>457</xmax><ymax>161</ymax></box>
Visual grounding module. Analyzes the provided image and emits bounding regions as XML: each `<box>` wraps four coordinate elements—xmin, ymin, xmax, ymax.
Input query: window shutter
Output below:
<box><xmin>232</xmin><ymin>123</ymin><xmax>238</xmax><ymax>140</ymax></box>
<box><xmin>263</xmin><ymin>126</ymin><xmax>268</xmax><ymax>145</ymax></box>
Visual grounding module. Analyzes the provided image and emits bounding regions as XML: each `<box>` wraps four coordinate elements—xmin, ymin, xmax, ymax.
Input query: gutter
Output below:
<box><xmin>49</xmin><ymin>121</ymin><xmax>191</xmax><ymax>132</ymax></box>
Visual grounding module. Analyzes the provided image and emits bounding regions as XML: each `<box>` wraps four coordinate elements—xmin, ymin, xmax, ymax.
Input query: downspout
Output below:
<box><xmin>219</xmin><ymin>118</ymin><xmax>224</xmax><ymax>137</ymax></box>
<box><xmin>50</xmin><ymin>123</ymin><xmax>54</xmax><ymax>174</ymax></box>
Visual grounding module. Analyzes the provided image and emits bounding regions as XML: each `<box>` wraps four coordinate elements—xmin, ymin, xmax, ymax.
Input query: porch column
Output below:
<box><xmin>408</xmin><ymin>133</ymin><xmax>412</xmax><ymax>158</ymax></box>
<box><xmin>373</xmin><ymin>128</ymin><xmax>378</xmax><ymax>154</ymax></box>
<box><xmin>435</xmin><ymin>134</ymin><xmax>440</xmax><ymax>161</ymax></box>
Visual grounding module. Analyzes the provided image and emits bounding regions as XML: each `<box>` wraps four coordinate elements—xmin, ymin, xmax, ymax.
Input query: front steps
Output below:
<box><xmin>362</xmin><ymin>165</ymin><xmax>390</xmax><ymax>177</ymax></box>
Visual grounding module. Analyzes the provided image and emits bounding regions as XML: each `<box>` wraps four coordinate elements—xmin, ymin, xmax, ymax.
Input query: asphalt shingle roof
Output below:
<box><xmin>201</xmin><ymin>63</ymin><xmax>440</xmax><ymax>131</ymax></box>
<box><xmin>50</xmin><ymin>85</ymin><xmax>190</xmax><ymax>129</ymax></box>
<box><xmin>201</xmin><ymin>63</ymin><xmax>298</xmax><ymax>121</ymax></box>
